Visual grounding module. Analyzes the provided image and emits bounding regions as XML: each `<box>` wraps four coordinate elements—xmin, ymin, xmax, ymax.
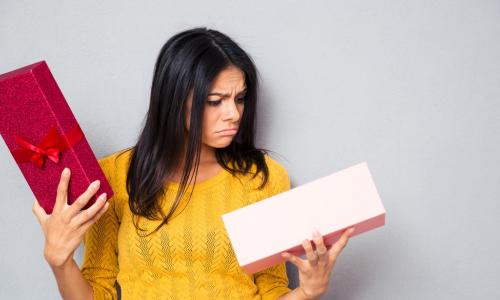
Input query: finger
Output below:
<box><xmin>281</xmin><ymin>252</ymin><xmax>306</xmax><ymax>271</ymax></box>
<box><xmin>32</xmin><ymin>197</ymin><xmax>48</xmax><ymax>227</ymax></box>
<box><xmin>312</xmin><ymin>230</ymin><xmax>328</xmax><ymax>263</ymax></box>
<box><xmin>302</xmin><ymin>238</ymin><xmax>319</xmax><ymax>267</ymax></box>
<box><xmin>54</xmin><ymin>168</ymin><xmax>71</xmax><ymax>213</ymax></box>
<box><xmin>65</xmin><ymin>180</ymin><xmax>101</xmax><ymax>218</ymax></box>
<box><xmin>329</xmin><ymin>227</ymin><xmax>355</xmax><ymax>261</ymax></box>
<box><xmin>71</xmin><ymin>193</ymin><xmax>107</xmax><ymax>227</ymax></box>
<box><xmin>77</xmin><ymin>200</ymin><xmax>110</xmax><ymax>235</ymax></box>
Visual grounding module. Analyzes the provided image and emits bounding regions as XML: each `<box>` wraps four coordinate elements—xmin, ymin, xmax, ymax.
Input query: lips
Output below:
<box><xmin>217</xmin><ymin>128</ymin><xmax>238</xmax><ymax>133</ymax></box>
<box><xmin>216</xmin><ymin>128</ymin><xmax>238</xmax><ymax>136</ymax></box>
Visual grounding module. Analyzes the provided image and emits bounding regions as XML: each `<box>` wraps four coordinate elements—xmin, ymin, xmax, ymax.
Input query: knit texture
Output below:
<box><xmin>81</xmin><ymin>148</ymin><xmax>292</xmax><ymax>300</ymax></box>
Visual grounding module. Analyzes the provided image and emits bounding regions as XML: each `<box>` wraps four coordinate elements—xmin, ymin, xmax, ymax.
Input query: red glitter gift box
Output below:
<box><xmin>0</xmin><ymin>61</ymin><xmax>113</xmax><ymax>214</ymax></box>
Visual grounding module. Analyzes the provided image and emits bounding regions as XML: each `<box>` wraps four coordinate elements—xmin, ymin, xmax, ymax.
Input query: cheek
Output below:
<box><xmin>201</xmin><ymin>111</ymin><xmax>216</xmax><ymax>139</ymax></box>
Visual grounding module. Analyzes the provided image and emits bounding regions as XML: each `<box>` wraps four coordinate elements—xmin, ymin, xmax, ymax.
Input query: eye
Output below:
<box><xmin>207</xmin><ymin>99</ymin><xmax>222</xmax><ymax>106</ymax></box>
<box><xmin>236</xmin><ymin>97</ymin><xmax>245</xmax><ymax>104</ymax></box>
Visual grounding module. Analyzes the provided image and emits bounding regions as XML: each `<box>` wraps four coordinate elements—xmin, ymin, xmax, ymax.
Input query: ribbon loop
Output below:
<box><xmin>11</xmin><ymin>125</ymin><xmax>83</xmax><ymax>169</ymax></box>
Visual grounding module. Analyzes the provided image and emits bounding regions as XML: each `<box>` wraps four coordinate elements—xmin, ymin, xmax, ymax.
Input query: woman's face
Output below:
<box><xmin>185</xmin><ymin>65</ymin><xmax>246</xmax><ymax>149</ymax></box>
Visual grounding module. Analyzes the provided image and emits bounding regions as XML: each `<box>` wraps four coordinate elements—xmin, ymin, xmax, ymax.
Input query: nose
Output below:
<box><xmin>222</xmin><ymin>99</ymin><xmax>241</xmax><ymax>122</ymax></box>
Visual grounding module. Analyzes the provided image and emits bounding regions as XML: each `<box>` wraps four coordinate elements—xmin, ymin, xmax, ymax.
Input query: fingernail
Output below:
<box><xmin>313</xmin><ymin>230</ymin><xmax>321</xmax><ymax>238</ymax></box>
<box><xmin>93</xmin><ymin>180</ymin><xmax>101</xmax><ymax>188</ymax></box>
<box><xmin>100</xmin><ymin>193</ymin><xmax>107</xmax><ymax>200</ymax></box>
<box><xmin>349</xmin><ymin>227</ymin><xmax>355</xmax><ymax>234</ymax></box>
<box><xmin>282</xmin><ymin>252</ymin><xmax>290</xmax><ymax>258</ymax></box>
<box><xmin>63</xmin><ymin>168</ymin><xmax>69</xmax><ymax>175</ymax></box>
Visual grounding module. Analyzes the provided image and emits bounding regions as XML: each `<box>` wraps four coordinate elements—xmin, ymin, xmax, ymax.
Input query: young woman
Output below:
<box><xmin>32</xmin><ymin>27</ymin><xmax>354</xmax><ymax>300</ymax></box>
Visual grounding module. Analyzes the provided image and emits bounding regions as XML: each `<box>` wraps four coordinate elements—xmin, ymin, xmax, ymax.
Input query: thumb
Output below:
<box><xmin>32</xmin><ymin>197</ymin><xmax>48</xmax><ymax>228</ymax></box>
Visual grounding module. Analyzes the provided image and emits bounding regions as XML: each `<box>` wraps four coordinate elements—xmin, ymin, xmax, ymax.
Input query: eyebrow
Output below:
<box><xmin>208</xmin><ymin>87</ymin><xmax>247</xmax><ymax>97</ymax></box>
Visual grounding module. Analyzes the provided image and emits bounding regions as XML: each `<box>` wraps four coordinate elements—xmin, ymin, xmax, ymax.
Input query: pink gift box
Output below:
<box><xmin>222</xmin><ymin>162</ymin><xmax>386</xmax><ymax>274</ymax></box>
<box><xmin>0</xmin><ymin>61</ymin><xmax>113</xmax><ymax>214</ymax></box>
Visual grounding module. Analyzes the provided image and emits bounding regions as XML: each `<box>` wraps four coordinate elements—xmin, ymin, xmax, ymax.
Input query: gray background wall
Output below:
<box><xmin>1</xmin><ymin>0</ymin><xmax>499</xmax><ymax>299</ymax></box>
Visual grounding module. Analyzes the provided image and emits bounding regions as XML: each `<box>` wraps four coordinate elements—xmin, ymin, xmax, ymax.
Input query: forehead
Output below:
<box><xmin>210</xmin><ymin>65</ymin><xmax>246</xmax><ymax>92</ymax></box>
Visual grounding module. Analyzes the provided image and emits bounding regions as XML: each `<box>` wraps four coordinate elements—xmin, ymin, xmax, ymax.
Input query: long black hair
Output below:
<box><xmin>124</xmin><ymin>27</ymin><xmax>270</xmax><ymax>235</ymax></box>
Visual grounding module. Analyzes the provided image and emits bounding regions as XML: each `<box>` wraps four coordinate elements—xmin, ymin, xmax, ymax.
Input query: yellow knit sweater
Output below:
<box><xmin>81</xmin><ymin>148</ymin><xmax>292</xmax><ymax>300</ymax></box>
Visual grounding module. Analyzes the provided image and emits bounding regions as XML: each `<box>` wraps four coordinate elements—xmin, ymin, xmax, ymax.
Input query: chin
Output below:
<box><xmin>208</xmin><ymin>140</ymin><xmax>233</xmax><ymax>149</ymax></box>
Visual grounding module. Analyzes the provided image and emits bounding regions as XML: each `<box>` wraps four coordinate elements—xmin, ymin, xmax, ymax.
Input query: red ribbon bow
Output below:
<box><xmin>11</xmin><ymin>125</ymin><xmax>84</xmax><ymax>169</ymax></box>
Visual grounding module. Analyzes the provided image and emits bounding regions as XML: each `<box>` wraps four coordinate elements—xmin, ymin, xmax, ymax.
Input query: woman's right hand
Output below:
<box><xmin>32</xmin><ymin>167</ymin><xmax>109</xmax><ymax>269</ymax></box>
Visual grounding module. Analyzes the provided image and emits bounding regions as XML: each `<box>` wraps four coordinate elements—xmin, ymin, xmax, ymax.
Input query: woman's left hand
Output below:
<box><xmin>281</xmin><ymin>227</ymin><xmax>355</xmax><ymax>300</ymax></box>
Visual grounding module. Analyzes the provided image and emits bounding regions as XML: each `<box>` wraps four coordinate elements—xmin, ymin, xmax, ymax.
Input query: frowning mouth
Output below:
<box><xmin>216</xmin><ymin>128</ymin><xmax>238</xmax><ymax>135</ymax></box>
<box><xmin>216</xmin><ymin>128</ymin><xmax>238</xmax><ymax>133</ymax></box>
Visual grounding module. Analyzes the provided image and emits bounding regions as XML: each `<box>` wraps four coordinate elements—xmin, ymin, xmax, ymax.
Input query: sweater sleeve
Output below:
<box><xmin>254</xmin><ymin>263</ymin><xmax>292</xmax><ymax>300</ymax></box>
<box><xmin>80</xmin><ymin>155</ymin><xmax>119</xmax><ymax>300</ymax></box>
<box><xmin>254</xmin><ymin>155</ymin><xmax>292</xmax><ymax>299</ymax></box>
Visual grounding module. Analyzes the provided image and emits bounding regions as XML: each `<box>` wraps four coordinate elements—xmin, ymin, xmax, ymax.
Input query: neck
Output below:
<box><xmin>168</xmin><ymin>143</ymin><xmax>219</xmax><ymax>183</ymax></box>
<box><xmin>198</xmin><ymin>143</ymin><xmax>216</xmax><ymax>164</ymax></box>
<box><xmin>177</xmin><ymin>142</ymin><xmax>216</xmax><ymax>170</ymax></box>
